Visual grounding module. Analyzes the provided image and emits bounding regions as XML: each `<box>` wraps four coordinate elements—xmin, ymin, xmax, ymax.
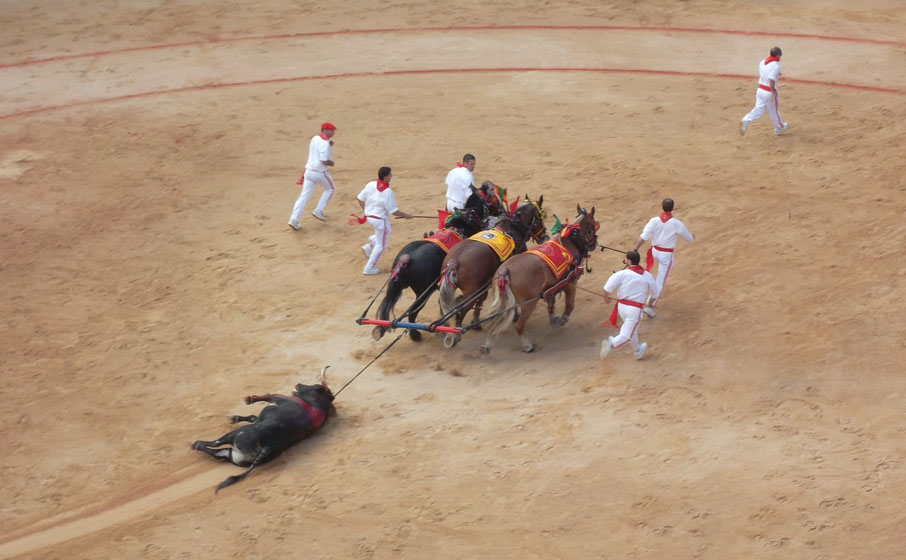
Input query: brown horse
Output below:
<box><xmin>438</xmin><ymin>196</ymin><xmax>548</xmax><ymax>348</ymax></box>
<box><xmin>480</xmin><ymin>205</ymin><xmax>598</xmax><ymax>354</ymax></box>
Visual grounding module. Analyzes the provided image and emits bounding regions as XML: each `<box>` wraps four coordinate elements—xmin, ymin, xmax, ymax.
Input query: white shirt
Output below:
<box><xmin>758</xmin><ymin>58</ymin><xmax>781</xmax><ymax>89</ymax></box>
<box><xmin>356</xmin><ymin>181</ymin><xmax>398</xmax><ymax>220</ymax></box>
<box><xmin>305</xmin><ymin>134</ymin><xmax>332</xmax><ymax>172</ymax></box>
<box><xmin>604</xmin><ymin>268</ymin><xmax>660</xmax><ymax>304</ymax></box>
<box><xmin>445</xmin><ymin>166</ymin><xmax>474</xmax><ymax>210</ymax></box>
<box><xmin>640</xmin><ymin>215</ymin><xmax>694</xmax><ymax>249</ymax></box>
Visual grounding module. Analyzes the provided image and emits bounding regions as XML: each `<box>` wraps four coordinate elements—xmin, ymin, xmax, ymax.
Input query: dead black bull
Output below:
<box><xmin>191</xmin><ymin>366</ymin><xmax>336</xmax><ymax>492</ymax></box>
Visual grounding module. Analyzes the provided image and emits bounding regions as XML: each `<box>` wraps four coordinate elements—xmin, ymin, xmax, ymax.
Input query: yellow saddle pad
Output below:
<box><xmin>469</xmin><ymin>229</ymin><xmax>516</xmax><ymax>261</ymax></box>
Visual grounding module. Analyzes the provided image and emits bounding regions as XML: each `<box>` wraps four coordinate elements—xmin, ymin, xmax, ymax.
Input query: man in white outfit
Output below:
<box><xmin>633</xmin><ymin>198</ymin><xmax>694</xmax><ymax>317</ymax></box>
<box><xmin>289</xmin><ymin>122</ymin><xmax>337</xmax><ymax>230</ymax></box>
<box><xmin>444</xmin><ymin>153</ymin><xmax>476</xmax><ymax>213</ymax></box>
<box><xmin>357</xmin><ymin>167</ymin><xmax>413</xmax><ymax>275</ymax></box>
<box><xmin>740</xmin><ymin>47</ymin><xmax>788</xmax><ymax>136</ymax></box>
<box><xmin>601</xmin><ymin>250</ymin><xmax>659</xmax><ymax>361</ymax></box>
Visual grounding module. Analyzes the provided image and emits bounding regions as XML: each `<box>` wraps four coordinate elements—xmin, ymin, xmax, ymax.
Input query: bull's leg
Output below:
<box><xmin>515</xmin><ymin>300</ymin><xmax>540</xmax><ymax>352</ymax></box>
<box><xmin>192</xmin><ymin>428</ymin><xmax>240</xmax><ymax>452</ymax></box>
<box><xmin>230</xmin><ymin>414</ymin><xmax>258</xmax><ymax>424</ymax></box>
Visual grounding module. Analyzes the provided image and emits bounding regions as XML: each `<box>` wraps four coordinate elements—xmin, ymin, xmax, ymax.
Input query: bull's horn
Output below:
<box><xmin>320</xmin><ymin>365</ymin><xmax>330</xmax><ymax>386</ymax></box>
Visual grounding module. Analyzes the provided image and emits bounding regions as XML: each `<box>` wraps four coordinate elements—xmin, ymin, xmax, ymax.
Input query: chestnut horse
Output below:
<box><xmin>438</xmin><ymin>196</ymin><xmax>548</xmax><ymax>348</ymax></box>
<box><xmin>373</xmin><ymin>207</ymin><xmax>485</xmax><ymax>342</ymax></box>
<box><xmin>480</xmin><ymin>205</ymin><xmax>598</xmax><ymax>354</ymax></box>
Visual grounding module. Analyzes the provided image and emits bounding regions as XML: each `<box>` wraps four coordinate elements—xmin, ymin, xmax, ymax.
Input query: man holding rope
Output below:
<box><xmin>353</xmin><ymin>167</ymin><xmax>413</xmax><ymax>275</ymax></box>
<box><xmin>601</xmin><ymin>250</ymin><xmax>659</xmax><ymax>361</ymax></box>
<box><xmin>633</xmin><ymin>198</ymin><xmax>694</xmax><ymax>317</ymax></box>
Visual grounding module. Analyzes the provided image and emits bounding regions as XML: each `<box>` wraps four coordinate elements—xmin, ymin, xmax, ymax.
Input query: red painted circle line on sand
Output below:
<box><xmin>2</xmin><ymin>25</ymin><xmax>905</xmax><ymax>69</ymax></box>
<box><xmin>2</xmin><ymin>67</ymin><xmax>903</xmax><ymax>120</ymax></box>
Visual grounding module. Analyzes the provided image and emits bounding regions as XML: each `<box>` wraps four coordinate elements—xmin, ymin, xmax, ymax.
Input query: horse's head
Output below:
<box><xmin>562</xmin><ymin>204</ymin><xmax>598</xmax><ymax>256</ymax></box>
<box><xmin>513</xmin><ymin>194</ymin><xmax>548</xmax><ymax>244</ymax></box>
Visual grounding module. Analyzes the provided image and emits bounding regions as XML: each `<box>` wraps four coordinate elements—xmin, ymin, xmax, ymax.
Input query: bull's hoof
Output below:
<box><xmin>229</xmin><ymin>415</ymin><xmax>241</xmax><ymax>424</ymax></box>
<box><xmin>191</xmin><ymin>441</ymin><xmax>204</xmax><ymax>450</ymax></box>
<box><xmin>443</xmin><ymin>333</ymin><xmax>461</xmax><ymax>349</ymax></box>
<box><xmin>372</xmin><ymin>326</ymin><xmax>386</xmax><ymax>341</ymax></box>
<box><xmin>409</xmin><ymin>329</ymin><xmax>422</xmax><ymax>342</ymax></box>
<box><xmin>479</xmin><ymin>345</ymin><xmax>491</xmax><ymax>356</ymax></box>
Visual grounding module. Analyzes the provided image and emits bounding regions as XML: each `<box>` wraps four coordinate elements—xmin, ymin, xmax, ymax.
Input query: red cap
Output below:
<box><xmin>321</xmin><ymin>122</ymin><xmax>337</xmax><ymax>130</ymax></box>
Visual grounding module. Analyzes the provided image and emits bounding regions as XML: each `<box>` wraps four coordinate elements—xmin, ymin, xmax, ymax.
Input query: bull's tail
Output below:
<box><xmin>216</xmin><ymin>449</ymin><xmax>268</xmax><ymax>493</ymax></box>
<box><xmin>377</xmin><ymin>255</ymin><xmax>409</xmax><ymax>321</ymax></box>
<box><xmin>438</xmin><ymin>258</ymin><xmax>460</xmax><ymax>316</ymax></box>
<box><xmin>484</xmin><ymin>267</ymin><xmax>516</xmax><ymax>336</ymax></box>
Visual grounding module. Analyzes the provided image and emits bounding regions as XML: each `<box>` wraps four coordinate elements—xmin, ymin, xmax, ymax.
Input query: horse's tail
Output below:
<box><xmin>438</xmin><ymin>258</ymin><xmax>460</xmax><ymax>316</ymax></box>
<box><xmin>377</xmin><ymin>255</ymin><xmax>409</xmax><ymax>321</ymax></box>
<box><xmin>484</xmin><ymin>267</ymin><xmax>516</xmax><ymax>336</ymax></box>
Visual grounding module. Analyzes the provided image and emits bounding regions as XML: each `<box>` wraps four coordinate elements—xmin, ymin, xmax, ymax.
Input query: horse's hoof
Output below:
<box><xmin>191</xmin><ymin>441</ymin><xmax>203</xmax><ymax>450</ymax></box>
<box><xmin>443</xmin><ymin>333</ymin><xmax>461</xmax><ymax>349</ymax></box>
<box><xmin>409</xmin><ymin>329</ymin><xmax>422</xmax><ymax>342</ymax></box>
<box><xmin>522</xmin><ymin>343</ymin><xmax>535</xmax><ymax>353</ymax></box>
<box><xmin>479</xmin><ymin>345</ymin><xmax>490</xmax><ymax>356</ymax></box>
<box><xmin>371</xmin><ymin>326</ymin><xmax>386</xmax><ymax>341</ymax></box>
<box><xmin>472</xmin><ymin>323</ymin><xmax>483</xmax><ymax>331</ymax></box>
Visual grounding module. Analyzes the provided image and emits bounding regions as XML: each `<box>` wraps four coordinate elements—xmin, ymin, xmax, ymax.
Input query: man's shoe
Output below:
<box><xmin>363</xmin><ymin>267</ymin><xmax>381</xmax><ymax>275</ymax></box>
<box><xmin>362</xmin><ymin>244</ymin><xmax>373</xmax><ymax>257</ymax></box>
<box><xmin>739</xmin><ymin>120</ymin><xmax>749</xmax><ymax>136</ymax></box>
<box><xmin>643</xmin><ymin>306</ymin><xmax>656</xmax><ymax>318</ymax></box>
<box><xmin>600</xmin><ymin>338</ymin><xmax>612</xmax><ymax>360</ymax></box>
<box><xmin>774</xmin><ymin>122</ymin><xmax>789</xmax><ymax>135</ymax></box>
<box><xmin>312</xmin><ymin>209</ymin><xmax>327</xmax><ymax>222</ymax></box>
<box><xmin>635</xmin><ymin>342</ymin><xmax>648</xmax><ymax>360</ymax></box>
<box><xmin>288</xmin><ymin>220</ymin><xmax>301</xmax><ymax>230</ymax></box>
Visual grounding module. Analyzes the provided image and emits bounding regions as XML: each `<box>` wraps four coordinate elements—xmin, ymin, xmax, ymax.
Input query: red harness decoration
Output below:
<box><xmin>288</xmin><ymin>395</ymin><xmax>326</xmax><ymax>429</ymax></box>
<box><xmin>526</xmin><ymin>239</ymin><xmax>574</xmax><ymax>277</ymax></box>
<box><xmin>423</xmin><ymin>229</ymin><xmax>464</xmax><ymax>253</ymax></box>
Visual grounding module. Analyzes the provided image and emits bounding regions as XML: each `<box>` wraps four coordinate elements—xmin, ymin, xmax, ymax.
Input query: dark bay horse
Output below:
<box><xmin>374</xmin><ymin>208</ymin><xmax>485</xmax><ymax>342</ymax></box>
<box><xmin>438</xmin><ymin>196</ymin><xmax>548</xmax><ymax>348</ymax></box>
<box><xmin>480</xmin><ymin>205</ymin><xmax>598</xmax><ymax>354</ymax></box>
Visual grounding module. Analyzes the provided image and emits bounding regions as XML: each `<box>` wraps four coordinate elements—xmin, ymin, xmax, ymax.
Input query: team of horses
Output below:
<box><xmin>374</xmin><ymin>189</ymin><xmax>599</xmax><ymax>354</ymax></box>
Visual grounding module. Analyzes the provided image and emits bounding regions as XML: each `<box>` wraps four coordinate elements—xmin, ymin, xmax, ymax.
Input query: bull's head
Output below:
<box><xmin>294</xmin><ymin>366</ymin><xmax>335</xmax><ymax>403</ymax></box>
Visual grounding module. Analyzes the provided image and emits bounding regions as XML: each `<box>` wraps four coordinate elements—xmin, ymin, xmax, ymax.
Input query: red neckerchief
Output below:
<box><xmin>764</xmin><ymin>56</ymin><xmax>780</xmax><ymax>65</ymax></box>
<box><xmin>456</xmin><ymin>162</ymin><xmax>466</xmax><ymax>168</ymax></box>
<box><xmin>318</xmin><ymin>133</ymin><xmax>329</xmax><ymax>140</ymax></box>
<box><xmin>376</xmin><ymin>180</ymin><xmax>390</xmax><ymax>192</ymax></box>
<box><xmin>627</xmin><ymin>265</ymin><xmax>644</xmax><ymax>275</ymax></box>
<box><xmin>659</xmin><ymin>212</ymin><xmax>672</xmax><ymax>223</ymax></box>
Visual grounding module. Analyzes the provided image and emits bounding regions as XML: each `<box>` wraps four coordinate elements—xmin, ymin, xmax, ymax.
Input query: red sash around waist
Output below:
<box><xmin>758</xmin><ymin>84</ymin><xmax>772</xmax><ymax>92</ymax></box>
<box><xmin>607</xmin><ymin>299</ymin><xmax>644</xmax><ymax>327</ymax></box>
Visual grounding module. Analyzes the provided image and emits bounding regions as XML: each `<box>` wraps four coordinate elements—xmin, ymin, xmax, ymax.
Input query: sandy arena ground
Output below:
<box><xmin>2</xmin><ymin>1</ymin><xmax>906</xmax><ymax>558</ymax></box>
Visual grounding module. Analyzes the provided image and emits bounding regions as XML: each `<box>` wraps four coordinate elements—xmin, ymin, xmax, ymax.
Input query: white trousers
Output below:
<box><xmin>742</xmin><ymin>88</ymin><xmax>784</xmax><ymax>129</ymax></box>
<box><xmin>446</xmin><ymin>198</ymin><xmax>467</xmax><ymax>213</ymax></box>
<box><xmin>649</xmin><ymin>247</ymin><xmax>674</xmax><ymax>306</ymax></box>
<box><xmin>290</xmin><ymin>170</ymin><xmax>335</xmax><ymax>222</ymax></box>
<box><xmin>365</xmin><ymin>216</ymin><xmax>391</xmax><ymax>271</ymax></box>
<box><xmin>610</xmin><ymin>304</ymin><xmax>642</xmax><ymax>351</ymax></box>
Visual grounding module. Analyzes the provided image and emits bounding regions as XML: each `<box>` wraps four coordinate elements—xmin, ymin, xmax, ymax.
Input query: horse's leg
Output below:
<box><xmin>515</xmin><ymin>300</ymin><xmax>540</xmax><ymax>352</ymax></box>
<box><xmin>471</xmin><ymin>291</ymin><xmax>488</xmax><ymax>330</ymax></box>
<box><xmin>546</xmin><ymin>295</ymin><xmax>559</xmax><ymax>325</ymax></box>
